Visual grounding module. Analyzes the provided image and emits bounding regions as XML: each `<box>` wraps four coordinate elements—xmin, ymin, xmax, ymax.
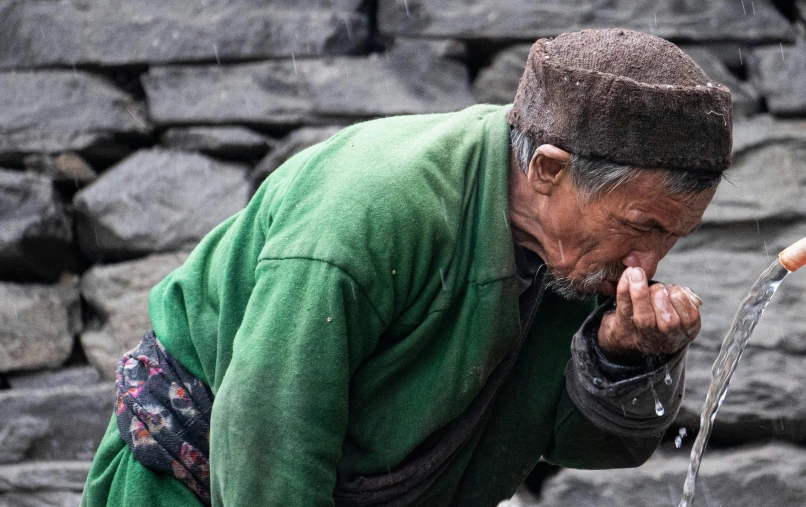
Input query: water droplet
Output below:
<box><xmin>631</xmin><ymin>398</ymin><xmax>637</xmax><ymax>405</ymax></box>
<box><xmin>650</xmin><ymin>381</ymin><xmax>665</xmax><ymax>416</ymax></box>
<box><xmin>665</xmin><ymin>366</ymin><xmax>673</xmax><ymax>385</ymax></box>
<box><xmin>679</xmin><ymin>427</ymin><xmax>687</xmax><ymax>437</ymax></box>
<box><xmin>326</xmin><ymin>316</ymin><xmax>333</xmax><ymax>322</ymax></box>
<box><xmin>675</xmin><ymin>435</ymin><xmax>683</xmax><ymax>448</ymax></box>
<box><xmin>391</xmin><ymin>269</ymin><xmax>396</xmax><ymax>275</ymax></box>
<box><xmin>592</xmin><ymin>377</ymin><xmax>603</xmax><ymax>387</ymax></box>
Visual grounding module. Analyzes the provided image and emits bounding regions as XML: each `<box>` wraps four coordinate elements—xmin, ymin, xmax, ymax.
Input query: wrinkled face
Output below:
<box><xmin>537</xmin><ymin>171</ymin><xmax>715</xmax><ymax>300</ymax></box>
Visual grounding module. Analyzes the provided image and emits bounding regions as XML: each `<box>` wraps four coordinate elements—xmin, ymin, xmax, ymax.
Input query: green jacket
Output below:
<box><xmin>82</xmin><ymin>104</ymin><xmax>661</xmax><ymax>507</ymax></box>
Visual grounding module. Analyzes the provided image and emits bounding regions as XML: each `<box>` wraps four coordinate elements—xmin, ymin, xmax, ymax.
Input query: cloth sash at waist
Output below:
<box><xmin>116</xmin><ymin>330</ymin><xmax>214</xmax><ymax>505</ymax></box>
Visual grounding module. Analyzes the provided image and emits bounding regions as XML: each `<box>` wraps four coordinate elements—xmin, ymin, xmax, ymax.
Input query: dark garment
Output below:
<box><xmin>564</xmin><ymin>301</ymin><xmax>687</xmax><ymax>437</ymax></box>
<box><xmin>116</xmin><ymin>330</ymin><xmax>214</xmax><ymax>505</ymax></box>
<box><xmin>512</xmin><ymin>239</ymin><xmax>544</xmax><ymax>296</ymax></box>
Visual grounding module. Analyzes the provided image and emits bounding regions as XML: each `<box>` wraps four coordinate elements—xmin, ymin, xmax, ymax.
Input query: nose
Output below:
<box><xmin>621</xmin><ymin>250</ymin><xmax>662</xmax><ymax>280</ymax></box>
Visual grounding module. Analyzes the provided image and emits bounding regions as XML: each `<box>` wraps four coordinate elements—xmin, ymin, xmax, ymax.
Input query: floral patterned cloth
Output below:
<box><xmin>116</xmin><ymin>330</ymin><xmax>214</xmax><ymax>505</ymax></box>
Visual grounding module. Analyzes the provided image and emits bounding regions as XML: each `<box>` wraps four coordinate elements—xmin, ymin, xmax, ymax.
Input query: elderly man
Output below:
<box><xmin>83</xmin><ymin>28</ymin><xmax>731</xmax><ymax>506</ymax></box>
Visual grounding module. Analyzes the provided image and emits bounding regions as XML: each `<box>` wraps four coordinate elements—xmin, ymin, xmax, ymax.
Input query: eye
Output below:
<box><xmin>629</xmin><ymin>224</ymin><xmax>652</xmax><ymax>233</ymax></box>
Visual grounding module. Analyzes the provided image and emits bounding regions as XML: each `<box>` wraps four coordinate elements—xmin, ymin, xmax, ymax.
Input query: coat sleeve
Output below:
<box><xmin>543</xmin><ymin>301</ymin><xmax>687</xmax><ymax>469</ymax></box>
<box><xmin>209</xmin><ymin>258</ymin><xmax>385</xmax><ymax>506</ymax></box>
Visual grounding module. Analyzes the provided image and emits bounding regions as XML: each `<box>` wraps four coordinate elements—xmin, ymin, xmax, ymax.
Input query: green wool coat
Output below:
<box><xmin>82</xmin><ymin>104</ymin><xmax>658</xmax><ymax>507</ymax></box>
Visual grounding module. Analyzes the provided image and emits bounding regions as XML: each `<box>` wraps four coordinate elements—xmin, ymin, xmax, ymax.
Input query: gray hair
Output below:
<box><xmin>509</xmin><ymin>126</ymin><xmax>722</xmax><ymax>198</ymax></box>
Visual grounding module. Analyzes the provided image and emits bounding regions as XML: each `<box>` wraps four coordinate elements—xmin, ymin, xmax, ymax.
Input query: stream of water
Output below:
<box><xmin>678</xmin><ymin>259</ymin><xmax>790</xmax><ymax>507</ymax></box>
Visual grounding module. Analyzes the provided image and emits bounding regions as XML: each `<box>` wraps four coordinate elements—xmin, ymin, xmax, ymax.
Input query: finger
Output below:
<box><xmin>615</xmin><ymin>267</ymin><xmax>634</xmax><ymax>323</ymax></box>
<box><xmin>651</xmin><ymin>285</ymin><xmax>681</xmax><ymax>335</ymax></box>
<box><xmin>668</xmin><ymin>285</ymin><xmax>699</xmax><ymax>329</ymax></box>
<box><xmin>628</xmin><ymin>267</ymin><xmax>656</xmax><ymax>330</ymax></box>
<box><xmin>681</xmin><ymin>286</ymin><xmax>703</xmax><ymax>309</ymax></box>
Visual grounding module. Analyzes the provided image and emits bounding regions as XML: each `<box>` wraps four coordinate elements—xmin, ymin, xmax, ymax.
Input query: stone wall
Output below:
<box><xmin>1</xmin><ymin>1</ymin><xmax>805</xmax><ymax>505</ymax></box>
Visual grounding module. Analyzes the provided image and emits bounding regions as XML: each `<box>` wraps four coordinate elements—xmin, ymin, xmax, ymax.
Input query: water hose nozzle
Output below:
<box><xmin>779</xmin><ymin>237</ymin><xmax>806</xmax><ymax>272</ymax></box>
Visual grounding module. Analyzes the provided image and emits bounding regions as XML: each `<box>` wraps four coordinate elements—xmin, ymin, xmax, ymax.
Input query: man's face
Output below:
<box><xmin>538</xmin><ymin>170</ymin><xmax>715</xmax><ymax>300</ymax></box>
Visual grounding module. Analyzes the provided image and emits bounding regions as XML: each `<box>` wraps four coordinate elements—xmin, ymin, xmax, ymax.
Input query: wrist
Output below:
<box><xmin>596</xmin><ymin>325</ymin><xmax>644</xmax><ymax>365</ymax></box>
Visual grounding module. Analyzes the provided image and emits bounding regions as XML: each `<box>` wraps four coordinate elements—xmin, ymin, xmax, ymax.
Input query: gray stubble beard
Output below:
<box><xmin>546</xmin><ymin>263</ymin><xmax>624</xmax><ymax>302</ymax></box>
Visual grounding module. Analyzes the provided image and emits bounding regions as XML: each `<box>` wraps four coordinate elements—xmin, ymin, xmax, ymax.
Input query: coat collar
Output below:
<box><xmin>471</xmin><ymin>104</ymin><xmax>519</xmax><ymax>285</ymax></box>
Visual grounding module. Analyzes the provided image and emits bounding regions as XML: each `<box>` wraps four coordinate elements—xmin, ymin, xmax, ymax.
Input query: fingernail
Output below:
<box><xmin>683</xmin><ymin>287</ymin><xmax>703</xmax><ymax>306</ymax></box>
<box><xmin>630</xmin><ymin>268</ymin><xmax>644</xmax><ymax>283</ymax></box>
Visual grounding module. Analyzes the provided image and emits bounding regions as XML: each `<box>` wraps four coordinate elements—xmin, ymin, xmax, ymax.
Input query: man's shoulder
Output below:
<box><xmin>255</xmin><ymin>104</ymin><xmax>510</xmax><ymax>295</ymax></box>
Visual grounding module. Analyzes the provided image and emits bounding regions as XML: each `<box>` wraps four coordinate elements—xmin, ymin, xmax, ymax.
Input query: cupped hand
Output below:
<box><xmin>597</xmin><ymin>267</ymin><xmax>702</xmax><ymax>360</ymax></box>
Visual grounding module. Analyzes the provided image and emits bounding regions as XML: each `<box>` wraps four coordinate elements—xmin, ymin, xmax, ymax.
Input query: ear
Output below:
<box><xmin>527</xmin><ymin>144</ymin><xmax>571</xmax><ymax>196</ymax></box>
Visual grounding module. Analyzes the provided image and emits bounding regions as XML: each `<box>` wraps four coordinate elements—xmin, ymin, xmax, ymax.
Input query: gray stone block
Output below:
<box><xmin>537</xmin><ymin>443</ymin><xmax>806</xmax><ymax>506</ymax></box>
<box><xmin>73</xmin><ymin>149</ymin><xmax>249</xmax><ymax>259</ymax></box>
<box><xmin>378</xmin><ymin>0</ymin><xmax>795</xmax><ymax>43</ymax></box>
<box><xmin>0</xmin><ymin>0</ymin><xmax>368</xmax><ymax>68</ymax></box>
<box><xmin>0</xmin><ymin>385</ymin><xmax>113</xmax><ymax>463</ymax></box>
<box><xmin>672</xmin><ymin>221</ymin><xmax>806</xmax><ymax>257</ymax></box>
<box><xmin>678</xmin><ymin>346</ymin><xmax>806</xmax><ymax>443</ymax></box>
<box><xmin>680</xmin><ymin>46</ymin><xmax>760</xmax><ymax>117</ymax></box>
<box><xmin>0</xmin><ymin>491</ymin><xmax>83</xmax><ymax>507</ymax></box>
<box><xmin>161</xmin><ymin>126</ymin><xmax>275</xmax><ymax>159</ymax></box>
<box><xmin>749</xmin><ymin>39</ymin><xmax>806</xmax><ymax>116</ymax></box>
<box><xmin>393</xmin><ymin>37</ymin><xmax>467</xmax><ymax>61</ymax></box>
<box><xmin>701</xmin><ymin>118</ymin><xmax>806</xmax><ymax>224</ymax></box>
<box><xmin>252</xmin><ymin>126</ymin><xmax>344</xmax><ymax>190</ymax></box>
<box><xmin>142</xmin><ymin>40</ymin><xmax>474</xmax><ymax>127</ymax></box>
<box><xmin>80</xmin><ymin>252</ymin><xmax>189</xmax><ymax>379</ymax></box>
<box><xmin>731</xmin><ymin>115</ymin><xmax>806</xmax><ymax>154</ymax></box>
<box><xmin>7</xmin><ymin>367</ymin><xmax>100</xmax><ymax>390</ymax></box>
<box><xmin>0</xmin><ymin>461</ymin><xmax>90</xmax><ymax>492</ymax></box>
<box><xmin>473</xmin><ymin>45</ymin><xmax>530</xmax><ymax>105</ymax></box>
<box><xmin>23</xmin><ymin>153</ymin><xmax>97</xmax><ymax>188</ymax></box>
<box><xmin>0</xmin><ymin>170</ymin><xmax>77</xmax><ymax>282</ymax></box>
<box><xmin>654</xmin><ymin>249</ymin><xmax>806</xmax><ymax>352</ymax></box>
<box><xmin>0</xmin><ymin>71</ymin><xmax>150</xmax><ymax>164</ymax></box>
<box><xmin>0</xmin><ymin>281</ymin><xmax>80</xmax><ymax>373</ymax></box>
